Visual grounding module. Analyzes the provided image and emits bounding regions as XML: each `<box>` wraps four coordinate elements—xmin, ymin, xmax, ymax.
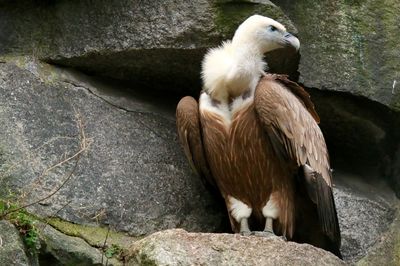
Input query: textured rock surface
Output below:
<box><xmin>356</xmin><ymin>209</ymin><xmax>400</xmax><ymax>266</ymax></box>
<box><xmin>273</xmin><ymin>0</ymin><xmax>400</xmax><ymax>111</ymax></box>
<box><xmin>334</xmin><ymin>172</ymin><xmax>398</xmax><ymax>262</ymax></box>
<box><xmin>0</xmin><ymin>57</ymin><xmax>399</xmax><ymax>264</ymax></box>
<box><xmin>0</xmin><ymin>58</ymin><xmax>224</xmax><ymax>236</ymax></box>
<box><xmin>0</xmin><ymin>220</ymin><xmax>30</xmax><ymax>266</ymax></box>
<box><xmin>126</xmin><ymin>229</ymin><xmax>346</xmax><ymax>266</ymax></box>
<box><xmin>39</xmin><ymin>223</ymin><xmax>121</xmax><ymax>265</ymax></box>
<box><xmin>0</xmin><ymin>0</ymin><xmax>297</xmax><ymax>93</ymax></box>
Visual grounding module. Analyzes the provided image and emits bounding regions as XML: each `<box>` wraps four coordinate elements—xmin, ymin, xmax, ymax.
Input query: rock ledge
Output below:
<box><xmin>126</xmin><ymin>229</ymin><xmax>345</xmax><ymax>266</ymax></box>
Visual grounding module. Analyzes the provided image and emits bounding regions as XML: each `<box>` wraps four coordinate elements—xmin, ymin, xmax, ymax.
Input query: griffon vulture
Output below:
<box><xmin>176</xmin><ymin>15</ymin><xmax>342</xmax><ymax>258</ymax></box>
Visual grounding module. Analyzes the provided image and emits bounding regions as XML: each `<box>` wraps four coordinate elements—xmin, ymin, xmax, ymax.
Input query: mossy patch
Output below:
<box><xmin>0</xmin><ymin>55</ymin><xmax>61</xmax><ymax>85</ymax></box>
<box><xmin>213</xmin><ymin>1</ymin><xmax>296</xmax><ymax>39</ymax></box>
<box><xmin>46</xmin><ymin>217</ymin><xmax>138</xmax><ymax>249</ymax></box>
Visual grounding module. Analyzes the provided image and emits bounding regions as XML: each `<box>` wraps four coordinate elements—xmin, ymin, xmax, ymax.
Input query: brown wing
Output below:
<box><xmin>254</xmin><ymin>76</ymin><xmax>340</xmax><ymax>246</ymax></box>
<box><xmin>273</xmin><ymin>74</ymin><xmax>320</xmax><ymax>124</ymax></box>
<box><xmin>176</xmin><ymin>96</ymin><xmax>216</xmax><ymax>188</ymax></box>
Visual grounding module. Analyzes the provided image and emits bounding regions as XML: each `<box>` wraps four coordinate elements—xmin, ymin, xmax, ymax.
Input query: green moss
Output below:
<box><xmin>394</xmin><ymin>234</ymin><xmax>400</xmax><ymax>264</ymax></box>
<box><xmin>46</xmin><ymin>217</ymin><xmax>138</xmax><ymax>249</ymax></box>
<box><xmin>104</xmin><ymin>243</ymin><xmax>122</xmax><ymax>259</ymax></box>
<box><xmin>0</xmin><ymin>200</ymin><xmax>40</xmax><ymax>253</ymax></box>
<box><xmin>137</xmin><ymin>253</ymin><xmax>158</xmax><ymax>266</ymax></box>
<box><xmin>213</xmin><ymin>1</ymin><xmax>296</xmax><ymax>40</ymax></box>
<box><xmin>283</xmin><ymin>0</ymin><xmax>400</xmax><ymax>111</ymax></box>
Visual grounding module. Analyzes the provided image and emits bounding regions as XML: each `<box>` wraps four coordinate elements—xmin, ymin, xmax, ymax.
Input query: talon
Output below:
<box><xmin>263</xmin><ymin>229</ymin><xmax>273</xmax><ymax>234</ymax></box>
<box><xmin>240</xmin><ymin>231</ymin><xmax>252</xmax><ymax>236</ymax></box>
<box><xmin>253</xmin><ymin>231</ymin><xmax>286</xmax><ymax>241</ymax></box>
<box><xmin>253</xmin><ymin>231</ymin><xmax>274</xmax><ymax>238</ymax></box>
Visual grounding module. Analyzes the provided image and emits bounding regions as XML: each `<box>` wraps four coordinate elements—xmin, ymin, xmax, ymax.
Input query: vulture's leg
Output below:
<box><xmin>240</xmin><ymin>218</ymin><xmax>251</xmax><ymax>236</ymax></box>
<box><xmin>227</xmin><ymin>196</ymin><xmax>252</xmax><ymax>236</ymax></box>
<box><xmin>252</xmin><ymin>217</ymin><xmax>275</xmax><ymax>237</ymax></box>
<box><xmin>254</xmin><ymin>193</ymin><xmax>283</xmax><ymax>238</ymax></box>
<box><xmin>264</xmin><ymin>216</ymin><xmax>274</xmax><ymax>233</ymax></box>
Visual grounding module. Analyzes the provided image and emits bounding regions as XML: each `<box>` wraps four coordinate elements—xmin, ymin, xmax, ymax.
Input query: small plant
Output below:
<box><xmin>14</xmin><ymin>211</ymin><xmax>39</xmax><ymax>249</ymax></box>
<box><xmin>0</xmin><ymin>199</ymin><xmax>39</xmax><ymax>251</ymax></box>
<box><xmin>104</xmin><ymin>244</ymin><xmax>122</xmax><ymax>259</ymax></box>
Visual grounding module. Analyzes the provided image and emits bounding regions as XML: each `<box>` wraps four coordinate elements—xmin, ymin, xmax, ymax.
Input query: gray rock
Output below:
<box><xmin>39</xmin><ymin>223</ymin><xmax>120</xmax><ymax>266</ymax></box>
<box><xmin>0</xmin><ymin>220</ymin><xmax>30</xmax><ymax>266</ymax></box>
<box><xmin>126</xmin><ymin>229</ymin><xmax>346</xmax><ymax>266</ymax></box>
<box><xmin>273</xmin><ymin>0</ymin><xmax>400</xmax><ymax>111</ymax></box>
<box><xmin>0</xmin><ymin>0</ymin><xmax>297</xmax><ymax>93</ymax></box>
<box><xmin>0</xmin><ymin>57</ymin><xmax>399</xmax><ymax>264</ymax></box>
<box><xmin>0</xmin><ymin>57</ymin><xmax>224</xmax><ymax>236</ymax></box>
<box><xmin>356</xmin><ymin>208</ymin><xmax>400</xmax><ymax>266</ymax></box>
<box><xmin>333</xmin><ymin>172</ymin><xmax>398</xmax><ymax>262</ymax></box>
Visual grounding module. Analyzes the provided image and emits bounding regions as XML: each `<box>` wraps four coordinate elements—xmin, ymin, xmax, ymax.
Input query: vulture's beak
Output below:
<box><xmin>283</xmin><ymin>32</ymin><xmax>300</xmax><ymax>51</ymax></box>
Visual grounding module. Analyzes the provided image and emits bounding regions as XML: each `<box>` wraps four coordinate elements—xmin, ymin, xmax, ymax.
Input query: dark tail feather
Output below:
<box><xmin>295</xmin><ymin>168</ymin><xmax>342</xmax><ymax>259</ymax></box>
<box><xmin>315</xmin><ymin>174</ymin><xmax>342</xmax><ymax>256</ymax></box>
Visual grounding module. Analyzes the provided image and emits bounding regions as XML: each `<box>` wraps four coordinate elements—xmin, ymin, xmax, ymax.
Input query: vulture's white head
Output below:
<box><xmin>202</xmin><ymin>15</ymin><xmax>299</xmax><ymax>101</ymax></box>
<box><xmin>232</xmin><ymin>14</ymin><xmax>300</xmax><ymax>53</ymax></box>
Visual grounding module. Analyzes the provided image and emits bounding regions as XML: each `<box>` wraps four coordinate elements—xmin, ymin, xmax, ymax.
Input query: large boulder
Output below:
<box><xmin>334</xmin><ymin>172</ymin><xmax>397</xmax><ymax>262</ymax></box>
<box><xmin>39</xmin><ymin>223</ymin><xmax>121</xmax><ymax>266</ymax></box>
<box><xmin>356</xmin><ymin>208</ymin><xmax>400</xmax><ymax>266</ymax></box>
<box><xmin>125</xmin><ymin>229</ymin><xmax>346</xmax><ymax>266</ymax></box>
<box><xmin>0</xmin><ymin>0</ymin><xmax>297</xmax><ymax>93</ymax></box>
<box><xmin>0</xmin><ymin>57</ymin><xmax>225</xmax><ymax>236</ymax></box>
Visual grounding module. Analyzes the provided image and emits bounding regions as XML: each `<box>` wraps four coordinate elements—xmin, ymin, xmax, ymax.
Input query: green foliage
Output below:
<box><xmin>104</xmin><ymin>244</ymin><xmax>122</xmax><ymax>259</ymax></box>
<box><xmin>0</xmin><ymin>199</ymin><xmax>39</xmax><ymax>251</ymax></box>
<box><xmin>14</xmin><ymin>212</ymin><xmax>39</xmax><ymax>249</ymax></box>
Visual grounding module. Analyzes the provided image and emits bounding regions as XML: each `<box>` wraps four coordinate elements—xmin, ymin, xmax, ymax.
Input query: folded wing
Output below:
<box><xmin>176</xmin><ymin>96</ymin><xmax>216</xmax><ymax>189</ymax></box>
<box><xmin>254</xmin><ymin>75</ymin><xmax>341</xmax><ymax>248</ymax></box>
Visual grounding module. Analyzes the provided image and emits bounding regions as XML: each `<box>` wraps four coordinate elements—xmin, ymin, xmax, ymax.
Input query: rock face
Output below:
<box><xmin>0</xmin><ymin>0</ymin><xmax>297</xmax><ymax>93</ymax></box>
<box><xmin>126</xmin><ymin>229</ymin><xmax>346</xmax><ymax>266</ymax></box>
<box><xmin>356</xmin><ymin>209</ymin><xmax>400</xmax><ymax>266</ymax></box>
<box><xmin>0</xmin><ymin>0</ymin><xmax>400</xmax><ymax>265</ymax></box>
<box><xmin>2</xmin><ymin>58</ymin><xmax>398</xmax><ymax>265</ymax></box>
<box><xmin>0</xmin><ymin>58</ymin><xmax>224</xmax><ymax>236</ymax></box>
<box><xmin>0</xmin><ymin>220</ymin><xmax>30</xmax><ymax>266</ymax></box>
<box><xmin>273</xmin><ymin>0</ymin><xmax>400</xmax><ymax>111</ymax></box>
<box><xmin>334</xmin><ymin>172</ymin><xmax>397</xmax><ymax>262</ymax></box>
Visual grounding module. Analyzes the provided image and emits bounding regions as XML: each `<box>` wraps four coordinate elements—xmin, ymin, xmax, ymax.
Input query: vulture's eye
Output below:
<box><xmin>269</xmin><ymin>25</ymin><xmax>278</xmax><ymax>32</ymax></box>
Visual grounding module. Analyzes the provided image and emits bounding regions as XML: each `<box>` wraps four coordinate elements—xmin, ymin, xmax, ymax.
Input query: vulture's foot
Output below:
<box><xmin>240</xmin><ymin>231</ymin><xmax>252</xmax><ymax>236</ymax></box>
<box><xmin>253</xmin><ymin>230</ymin><xmax>275</xmax><ymax>238</ymax></box>
<box><xmin>252</xmin><ymin>231</ymin><xmax>286</xmax><ymax>241</ymax></box>
<box><xmin>239</xmin><ymin>218</ymin><xmax>251</xmax><ymax>236</ymax></box>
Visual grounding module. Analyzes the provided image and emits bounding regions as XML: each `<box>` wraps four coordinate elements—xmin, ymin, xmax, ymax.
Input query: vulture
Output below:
<box><xmin>176</xmin><ymin>15</ymin><xmax>342</xmax><ymax>258</ymax></box>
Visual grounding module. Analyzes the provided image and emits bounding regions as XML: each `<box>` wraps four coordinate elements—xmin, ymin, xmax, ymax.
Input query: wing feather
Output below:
<box><xmin>254</xmin><ymin>75</ymin><xmax>340</xmax><ymax>245</ymax></box>
<box><xmin>176</xmin><ymin>96</ymin><xmax>216</xmax><ymax>188</ymax></box>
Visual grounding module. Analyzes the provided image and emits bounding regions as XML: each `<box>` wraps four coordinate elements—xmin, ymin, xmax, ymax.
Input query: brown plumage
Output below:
<box><xmin>176</xmin><ymin>74</ymin><xmax>341</xmax><ymax>257</ymax></box>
